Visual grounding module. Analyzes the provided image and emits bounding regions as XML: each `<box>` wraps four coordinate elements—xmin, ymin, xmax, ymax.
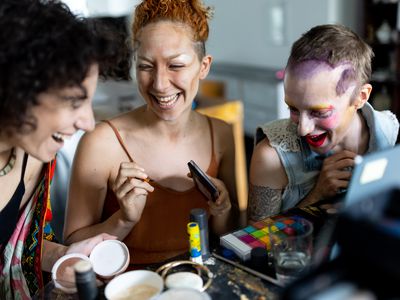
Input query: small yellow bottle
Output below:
<box><xmin>187</xmin><ymin>222</ymin><xmax>203</xmax><ymax>264</ymax></box>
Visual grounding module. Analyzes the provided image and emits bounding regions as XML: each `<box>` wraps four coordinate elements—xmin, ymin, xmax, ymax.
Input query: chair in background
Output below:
<box><xmin>199</xmin><ymin>79</ymin><xmax>226</xmax><ymax>100</ymax></box>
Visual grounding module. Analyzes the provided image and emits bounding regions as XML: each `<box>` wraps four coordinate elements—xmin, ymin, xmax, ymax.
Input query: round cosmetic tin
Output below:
<box><xmin>52</xmin><ymin>240</ymin><xmax>130</xmax><ymax>293</ymax></box>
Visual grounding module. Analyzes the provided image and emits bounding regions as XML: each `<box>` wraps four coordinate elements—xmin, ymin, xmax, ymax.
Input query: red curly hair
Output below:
<box><xmin>132</xmin><ymin>0</ymin><xmax>212</xmax><ymax>57</ymax></box>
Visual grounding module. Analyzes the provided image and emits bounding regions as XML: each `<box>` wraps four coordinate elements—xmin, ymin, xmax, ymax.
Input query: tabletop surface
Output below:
<box><xmin>34</xmin><ymin>206</ymin><xmax>338</xmax><ymax>300</ymax></box>
<box><xmin>34</xmin><ymin>251</ymin><xmax>282</xmax><ymax>300</ymax></box>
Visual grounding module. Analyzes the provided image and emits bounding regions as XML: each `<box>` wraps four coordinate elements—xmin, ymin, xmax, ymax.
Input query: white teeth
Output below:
<box><xmin>156</xmin><ymin>94</ymin><xmax>179</xmax><ymax>103</ymax></box>
<box><xmin>52</xmin><ymin>132</ymin><xmax>70</xmax><ymax>142</ymax></box>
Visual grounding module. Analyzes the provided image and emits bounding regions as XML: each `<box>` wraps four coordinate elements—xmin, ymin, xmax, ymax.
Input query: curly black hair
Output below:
<box><xmin>0</xmin><ymin>0</ymin><xmax>132</xmax><ymax>134</ymax></box>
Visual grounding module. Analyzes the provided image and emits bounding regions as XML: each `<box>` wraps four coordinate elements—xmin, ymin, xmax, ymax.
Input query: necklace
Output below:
<box><xmin>0</xmin><ymin>148</ymin><xmax>16</xmax><ymax>176</ymax></box>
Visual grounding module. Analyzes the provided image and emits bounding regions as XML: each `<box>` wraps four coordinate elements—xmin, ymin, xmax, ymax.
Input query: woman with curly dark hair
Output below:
<box><xmin>65</xmin><ymin>0</ymin><xmax>238</xmax><ymax>267</ymax></box>
<box><xmin>0</xmin><ymin>0</ymin><xmax>130</xmax><ymax>297</ymax></box>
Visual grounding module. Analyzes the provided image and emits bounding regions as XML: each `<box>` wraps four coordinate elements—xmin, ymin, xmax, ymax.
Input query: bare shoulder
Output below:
<box><xmin>207</xmin><ymin>116</ymin><xmax>233</xmax><ymax>144</ymax></box>
<box><xmin>249</xmin><ymin>137</ymin><xmax>287</xmax><ymax>188</ymax></box>
<box><xmin>107</xmin><ymin>109</ymin><xmax>142</xmax><ymax>130</ymax></box>
<box><xmin>74</xmin><ymin>119</ymin><xmax>127</xmax><ymax>169</ymax></box>
<box><xmin>208</xmin><ymin>116</ymin><xmax>231</xmax><ymax>132</ymax></box>
<box><xmin>79</xmin><ymin>121</ymin><xmax>116</xmax><ymax>150</ymax></box>
<box><xmin>80</xmin><ymin>109</ymin><xmax>140</xmax><ymax>148</ymax></box>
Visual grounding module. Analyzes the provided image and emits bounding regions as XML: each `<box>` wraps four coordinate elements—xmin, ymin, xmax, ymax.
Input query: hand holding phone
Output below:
<box><xmin>188</xmin><ymin>160</ymin><xmax>219</xmax><ymax>202</ymax></box>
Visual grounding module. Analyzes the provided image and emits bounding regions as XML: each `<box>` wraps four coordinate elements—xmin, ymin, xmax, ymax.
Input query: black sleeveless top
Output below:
<box><xmin>0</xmin><ymin>153</ymin><xmax>28</xmax><ymax>246</ymax></box>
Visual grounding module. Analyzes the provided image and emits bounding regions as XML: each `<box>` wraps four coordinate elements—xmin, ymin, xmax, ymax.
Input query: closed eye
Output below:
<box><xmin>169</xmin><ymin>64</ymin><xmax>184</xmax><ymax>70</ymax></box>
<box><xmin>137</xmin><ymin>64</ymin><xmax>152</xmax><ymax>71</ymax></box>
<box><xmin>59</xmin><ymin>95</ymin><xmax>85</xmax><ymax>109</ymax></box>
<box><xmin>311</xmin><ymin>110</ymin><xmax>333</xmax><ymax>118</ymax></box>
<box><xmin>71</xmin><ymin>99</ymin><xmax>85</xmax><ymax>109</ymax></box>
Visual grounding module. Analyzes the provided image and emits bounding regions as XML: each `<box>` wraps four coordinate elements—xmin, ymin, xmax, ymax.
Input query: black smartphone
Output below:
<box><xmin>188</xmin><ymin>160</ymin><xmax>219</xmax><ymax>202</ymax></box>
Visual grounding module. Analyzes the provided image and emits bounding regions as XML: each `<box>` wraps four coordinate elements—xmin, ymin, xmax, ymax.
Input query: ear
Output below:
<box><xmin>199</xmin><ymin>55</ymin><xmax>212</xmax><ymax>80</ymax></box>
<box><xmin>354</xmin><ymin>83</ymin><xmax>372</xmax><ymax>109</ymax></box>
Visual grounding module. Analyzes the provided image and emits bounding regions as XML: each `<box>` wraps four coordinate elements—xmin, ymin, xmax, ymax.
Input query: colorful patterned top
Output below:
<box><xmin>0</xmin><ymin>158</ymin><xmax>56</xmax><ymax>299</ymax></box>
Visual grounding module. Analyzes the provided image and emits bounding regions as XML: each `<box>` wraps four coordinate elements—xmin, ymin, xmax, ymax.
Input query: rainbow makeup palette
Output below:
<box><xmin>220</xmin><ymin>217</ymin><xmax>307</xmax><ymax>261</ymax></box>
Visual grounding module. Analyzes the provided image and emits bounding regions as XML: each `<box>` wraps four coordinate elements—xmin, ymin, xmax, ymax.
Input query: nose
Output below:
<box><xmin>152</xmin><ymin>67</ymin><xmax>170</xmax><ymax>92</ymax></box>
<box><xmin>75</xmin><ymin>104</ymin><xmax>95</xmax><ymax>132</ymax></box>
<box><xmin>297</xmin><ymin>113</ymin><xmax>315</xmax><ymax>136</ymax></box>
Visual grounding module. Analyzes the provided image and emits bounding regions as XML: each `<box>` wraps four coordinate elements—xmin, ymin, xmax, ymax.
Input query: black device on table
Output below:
<box><xmin>188</xmin><ymin>160</ymin><xmax>219</xmax><ymax>202</ymax></box>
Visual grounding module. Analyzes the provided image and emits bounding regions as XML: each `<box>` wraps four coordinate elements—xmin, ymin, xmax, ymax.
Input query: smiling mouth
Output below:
<box><xmin>152</xmin><ymin>93</ymin><xmax>180</xmax><ymax>109</ymax></box>
<box><xmin>305</xmin><ymin>132</ymin><xmax>328</xmax><ymax>147</ymax></box>
<box><xmin>52</xmin><ymin>132</ymin><xmax>70</xmax><ymax>143</ymax></box>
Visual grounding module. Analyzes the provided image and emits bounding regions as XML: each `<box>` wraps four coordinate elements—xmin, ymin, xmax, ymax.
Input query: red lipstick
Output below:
<box><xmin>305</xmin><ymin>133</ymin><xmax>327</xmax><ymax>147</ymax></box>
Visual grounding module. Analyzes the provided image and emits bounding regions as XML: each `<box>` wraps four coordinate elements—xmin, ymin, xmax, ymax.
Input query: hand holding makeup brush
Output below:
<box><xmin>112</xmin><ymin>161</ymin><xmax>154</xmax><ymax>224</ymax></box>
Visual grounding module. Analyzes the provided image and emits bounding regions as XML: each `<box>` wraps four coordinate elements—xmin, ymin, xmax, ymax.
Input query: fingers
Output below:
<box><xmin>328</xmin><ymin>150</ymin><xmax>357</xmax><ymax>160</ymax></box>
<box><xmin>329</xmin><ymin>169</ymin><xmax>352</xmax><ymax>180</ymax></box>
<box><xmin>318</xmin><ymin>150</ymin><xmax>355</xmax><ymax>197</ymax></box>
<box><xmin>209</xmin><ymin>201</ymin><xmax>231</xmax><ymax>216</ymax></box>
<box><xmin>323</xmin><ymin>153</ymin><xmax>356</xmax><ymax>171</ymax></box>
<box><xmin>208</xmin><ymin>177</ymin><xmax>224</xmax><ymax>204</ymax></box>
<box><xmin>97</xmin><ymin>233</ymin><xmax>118</xmax><ymax>241</ymax></box>
<box><xmin>316</xmin><ymin>152</ymin><xmax>355</xmax><ymax>199</ymax></box>
<box><xmin>113</xmin><ymin>162</ymin><xmax>154</xmax><ymax>197</ymax></box>
<box><xmin>66</xmin><ymin>233</ymin><xmax>117</xmax><ymax>256</ymax></box>
<box><xmin>110</xmin><ymin>162</ymin><xmax>155</xmax><ymax>223</ymax></box>
<box><xmin>114</xmin><ymin>162</ymin><xmax>148</xmax><ymax>187</ymax></box>
<box><xmin>81</xmin><ymin>233</ymin><xmax>117</xmax><ymax>251</ymax></box>
<box><xmin>207</xmin><ymin>177</ymin><xmax>231</xmax><ymax>216</ymax></box>
<box><xmin>115</xmin><ymin>178</ymin><xmax>154</xmax><ymax>199</ymax></box>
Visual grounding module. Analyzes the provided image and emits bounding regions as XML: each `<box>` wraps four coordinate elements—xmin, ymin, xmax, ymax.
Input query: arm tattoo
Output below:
<box><xmin>248</xmin><ymin>183</ymin><xmax>283</xmax><ymax>221</ymax></box>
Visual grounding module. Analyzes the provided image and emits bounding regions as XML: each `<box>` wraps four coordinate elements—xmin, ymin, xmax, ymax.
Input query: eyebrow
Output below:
<box><xmin>60</xmin><ymin>95</ymin><xmax>85</xmax><ymax>101</ymax></box>
<box><xmin>137</xmin><ymin>53</ymin><xmax>185</xmax><ymax>62</ymax></box>
<box><xmin>56</xmin><ymin>85</ymin><xmax>87</xmax><ymax>101</ymax></box>
<box><xmin>285</xmin><ymin>102</ymin><xmax>333</xmax><ymax>111</ymax></box>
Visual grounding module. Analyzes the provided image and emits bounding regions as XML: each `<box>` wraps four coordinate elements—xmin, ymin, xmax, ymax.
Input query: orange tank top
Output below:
<box><xmin>101</xmin><ymin>119</ymin><xmax>219</xmax><ymax>265</ymax></box>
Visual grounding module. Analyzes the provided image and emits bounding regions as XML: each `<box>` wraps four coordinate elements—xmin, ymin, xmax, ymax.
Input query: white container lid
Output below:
<box><xmin>51</xmin><ymin>253</ymin><xmax>90</xmax><ymax>293</ymax></box>
<box><xmin>52</xmin><ymin>240</ymin><xmax>130</xmax><ymax>293</ymax></box>
<box><xmin>157</xmin><ymin>288</ymin><xmax>212</xmax><ymax>300</ymax></box>
<box><xmin>165</xmin><ymin>272</ymin><xmax>203</xmax><ymax>291</ymax></box>
<box><xmin>89</xmin><ymin>240</ymin><xmax>130</xmax><ymax>278</ymax></box>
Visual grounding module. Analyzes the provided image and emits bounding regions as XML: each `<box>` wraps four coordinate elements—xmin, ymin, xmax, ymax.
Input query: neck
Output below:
<box><xmin>338</xmin><ymin>110</ymin><xmax>369</xmax><ymax>154</ymax></box>
<box><xmin>0</xmin><ymin>127</ymin><xmax>17</xmax><ymax>156</ymax></box>
<box><xmin>0</xmin><ymin>137</ymin><xmax>15</xmax><ymax>156</ymax></box>
<box><xmin>144</xmin><ymin>106</ymin><xmax>195</xmax><ymax>140</ymax></box>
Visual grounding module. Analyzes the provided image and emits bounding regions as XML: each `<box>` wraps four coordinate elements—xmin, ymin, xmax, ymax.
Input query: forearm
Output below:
<box><xmin>296</xmin><ymin>188</ymin><xmax>321</xmax><ymax>208</ymax></box>
<box><xmin>41</xmin><ymin>240</ymin><xmax>67</xmax><ymax>272</ymax></box>
<box><xmin>210</xmin><ymin>204</ymin><xmax>244</xmax><ymax>236</ymax></box>
<box><xmin>65</xmin><ymin>210</ymin><xmax>135</xmax><ymax>245</ymax></box>
<box><xmin>247</xmin><ymin>183</ymin><xmax>282</xmax><ymax>222</ymax></box>
<box><xmin>211</xmin><ymin>210</ymin><xmax>231</xmax><ymax>236</ymax></box>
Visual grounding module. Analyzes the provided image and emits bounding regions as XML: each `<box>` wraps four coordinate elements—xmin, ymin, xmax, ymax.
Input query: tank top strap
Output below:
<box><xmin>206</xmin><ymin>117</ymin><xmax>215</xmax><ymax>155</ymax></box>
<box><xmin>205</xmin><ymin>117</ymin><xmax>218</xmax><ymax>173</ymax></box>
<box><xmin>102</xmin><ymin>120</ymin><xmax>134</xmax><ymax>162</ymax></box>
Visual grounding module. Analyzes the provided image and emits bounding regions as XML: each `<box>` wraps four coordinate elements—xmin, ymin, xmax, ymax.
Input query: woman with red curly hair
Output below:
<box><xmin>65</xmin><ymin>0</ymin><xmax>238</xmax><ymax>266</ymax></box>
